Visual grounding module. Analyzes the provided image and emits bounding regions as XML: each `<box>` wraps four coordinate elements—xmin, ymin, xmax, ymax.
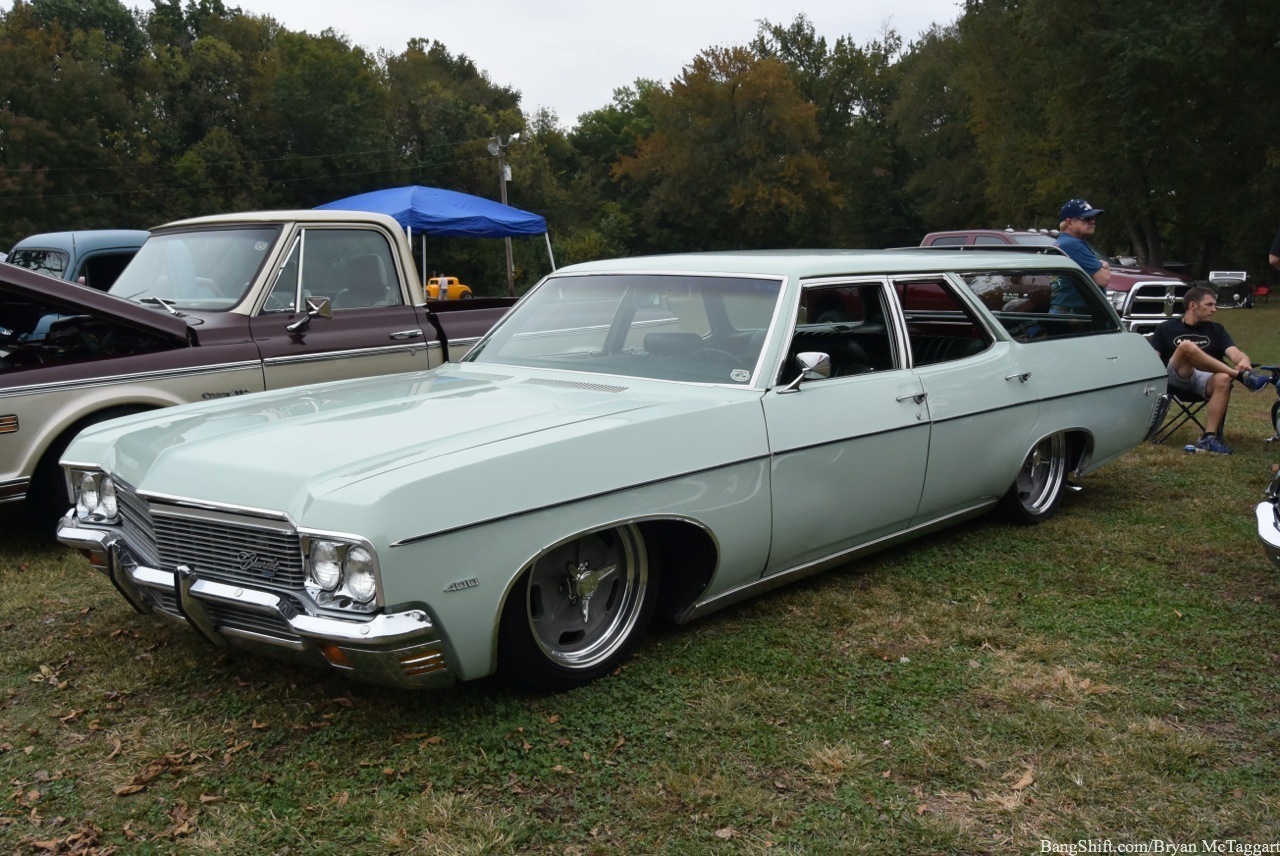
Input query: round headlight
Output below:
<box><xmin>98</xmin><ymin>476</ymin><xmax>118</xmax><ymax>519</ymax></box>
<box><xmin>78</xmin><ymin>472</ymin><xmax>99</xmax><ymax>518</ymax></box>
<box><xmin>310</xmin><ymin>541</ymin><xmax>342</xmax><ymax>590</ymax></box>
<box><xmin>344</xmin><ymin>547</ymin><xmax>377</xmax><ymax>603</ymax></box>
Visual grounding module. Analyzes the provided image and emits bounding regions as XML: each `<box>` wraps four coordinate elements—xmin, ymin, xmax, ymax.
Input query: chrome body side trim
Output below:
<box><xmin>0</xmin><ymin>361</ymin><xmax>265</xmax><ymax>399</ymax></box>
<box><xmin>0</xmin><ymin>477</ymin><xmax>30</xmax><ymax>503</ymax></box>
<box><xmin>679</xmin><ymin>502</ymin><xmax>994</xmax><ymax>622</ymax></box>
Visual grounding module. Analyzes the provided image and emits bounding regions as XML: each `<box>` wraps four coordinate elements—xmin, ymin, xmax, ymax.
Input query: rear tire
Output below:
<box><xmin>997</xmin><ymin>432</ymin><xmax>1068</xmax><ymax>524</ymax></box>
<box><xmin>498</xmin><ymin>524</ymin><xmax>657</xmax><ymax>691</ymax></box>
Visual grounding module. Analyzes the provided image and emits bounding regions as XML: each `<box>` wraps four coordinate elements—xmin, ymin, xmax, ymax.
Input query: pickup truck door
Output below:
<box><xmin>249</xmin><ymin>226</ymin><xmax>440</xmax><ymax>389</ymax></box>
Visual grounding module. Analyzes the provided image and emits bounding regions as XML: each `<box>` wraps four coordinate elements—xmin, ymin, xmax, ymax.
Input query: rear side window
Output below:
<box><xmin>894</xmin><ymin>278</ymin><xmax>993</xmax><ymax>366</ymax></box>
<box><xmin>926</xmin><ymin>236</ymin><xmax>966</xmax><ymax>247</ymax></box>
<box><xmin>7</xmin><ymin>249</ymin><xmax>69</xmax><ymax>279</ymax></box>
<box><xmin>960</xmin><ymin>270</ymin><xmax>1119</xmax><ymax>342</ymax></box>
<box><xmin>78</xmin><ymin>251</ymin><xmax>137</xmax><ymax>290</ymax></box>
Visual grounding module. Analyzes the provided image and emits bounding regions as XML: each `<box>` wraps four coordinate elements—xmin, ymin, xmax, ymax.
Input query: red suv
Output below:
<box><xmin>920</xmin><ymin>229</ymin><xmax>1193</xmax><ymax>335</ymax></box>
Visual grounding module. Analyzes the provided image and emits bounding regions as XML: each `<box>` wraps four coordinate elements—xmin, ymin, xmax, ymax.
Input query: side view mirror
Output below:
<box><xmin>778</xmin><ymin>351</ymin><xmax>831</xmax><ymax>394</ymax></box>
<box><xmin>285</xmin><ymin>296</ymin><xmax>333</xmax><ymax>334</ymax></box>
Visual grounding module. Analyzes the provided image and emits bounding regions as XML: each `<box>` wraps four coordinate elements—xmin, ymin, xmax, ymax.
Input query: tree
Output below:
<box><xmin>614</xmin><ymin>47</ymin><xmax>837</xmax><ymax>252</ymax></box>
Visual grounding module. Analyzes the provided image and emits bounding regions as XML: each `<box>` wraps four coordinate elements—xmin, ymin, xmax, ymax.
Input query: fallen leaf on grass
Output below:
<box><xmin>114</xmin><ymin>783</ymin><xmax>146</xmax><ymax>797</ymax></box>
<box><xmin>1011</xmin><ymin>766</ymin><xmax>1035</xmax><ymax>791</ymax></box>
<box><xmin>106</xmin><ymin>737</ymin><xmax>122</xmax><ymax>760</ymax></box>
<box><xmin>715</xmin><ymin>827</ymin><xmax>738</xmax><ymax>840</ymax></box>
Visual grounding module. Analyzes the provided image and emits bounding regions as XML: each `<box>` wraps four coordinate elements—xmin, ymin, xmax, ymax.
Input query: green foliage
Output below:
<box><xmin>2</xmin><ymin>3</ymin><xmax>1279</xmax><ymax>281</ymax></box>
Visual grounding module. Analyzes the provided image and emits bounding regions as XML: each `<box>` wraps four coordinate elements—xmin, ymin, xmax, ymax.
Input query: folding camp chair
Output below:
<box><xmin>1151</xmin><ymin>385</ymin><xmax>1216</xmax><ymax>445</ymax></box>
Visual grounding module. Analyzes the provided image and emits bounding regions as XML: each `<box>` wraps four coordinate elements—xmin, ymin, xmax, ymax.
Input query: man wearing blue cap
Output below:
<box><xmin>1054</xmin><ymin>199</ymin><xmax>1112</xmax><ymax>287</ymax></box>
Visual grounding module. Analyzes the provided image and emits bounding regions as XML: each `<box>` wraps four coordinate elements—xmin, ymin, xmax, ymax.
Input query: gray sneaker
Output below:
<box><xmin>1195</xmin><ymin>434</ymin><xmax>1233</xmax><ymax>455</ymax></box>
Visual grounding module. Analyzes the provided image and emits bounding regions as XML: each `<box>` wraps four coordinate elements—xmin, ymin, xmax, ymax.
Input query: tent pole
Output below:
<box><xmin>545</xmin><ymin>233</ymin><xmax>557</xmax><ymax>271</ymax></box>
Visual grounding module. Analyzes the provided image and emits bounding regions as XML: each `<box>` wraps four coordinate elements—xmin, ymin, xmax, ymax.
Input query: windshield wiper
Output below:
<box><xmin>138</xmin><ymin>296</ymin><xmax>181</xmax><ymax>316</ymax></box>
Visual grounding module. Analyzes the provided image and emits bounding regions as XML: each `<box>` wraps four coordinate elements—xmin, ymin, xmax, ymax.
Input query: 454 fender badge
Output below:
<box><xmin>444</xmin><ymin>577</ymin><xmax>479</xmax><ymax>593</ymax></box>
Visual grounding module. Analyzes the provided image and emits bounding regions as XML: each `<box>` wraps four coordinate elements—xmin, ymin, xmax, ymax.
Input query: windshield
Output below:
<box><xmin>464</xmin><ymin>273</ymin><xmax>783</xmax><ymax>385</ymax></box>
<box><xmin>109</xmin><ymin>226</ymin><xmax>282</xmax><ymax>310</ymax></box>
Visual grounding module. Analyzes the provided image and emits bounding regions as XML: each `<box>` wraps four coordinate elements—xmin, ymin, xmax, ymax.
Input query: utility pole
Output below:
<box><xmin>487</xmin><ymin>133</ymin><xmax>520</xmax><ymax>296</ymax></box>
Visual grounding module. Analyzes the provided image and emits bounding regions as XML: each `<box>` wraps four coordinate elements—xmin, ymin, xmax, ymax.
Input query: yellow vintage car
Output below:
<box><xmin>426</xmin><ymin>276</ymin><xmax>473</xmax><ymax>299</ymax></box>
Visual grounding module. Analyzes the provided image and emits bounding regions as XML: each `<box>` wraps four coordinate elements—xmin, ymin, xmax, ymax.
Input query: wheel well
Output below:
<box><xmin>1064</xmin><ymin>429</ymin><xmax>1091</xmax><ymax>474</ymax></box>
<box><xmin>638</xmin><ymin>519</ymin><xmax>718</xmax><ymax>622</ymax></box>
<box><xmin>30</xmin><ymin>404</ymin><xmax>156</xmax><ymax>507</ymax></box>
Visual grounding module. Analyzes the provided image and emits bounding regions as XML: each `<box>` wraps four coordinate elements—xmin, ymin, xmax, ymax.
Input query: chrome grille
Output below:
<box><xmin>116</xmin><ymin>480</ymin><xmax>160</xmax><ymax>568</ymax></box>
<box><xmin>151</xmin><ymin>508</ymin><xmax>305</xmax><ymax>590</ymax></box>
<box><xmin>112</xmin><ymin>479</ymin><xmax>304</xmax><ymax>591</ymax></box>
<box><xmin>1126</xmin><ymin>280</ymin><xmax>1190</xmax><ymax>322</ymax></box>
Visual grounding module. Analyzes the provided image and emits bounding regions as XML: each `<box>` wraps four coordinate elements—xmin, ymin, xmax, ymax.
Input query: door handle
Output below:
<box><xmin>896</xmin><ymin>392</ymin><xmax>927</xmax><ymax>404</ymax></box>
<box><xmin>390</xmin><ymin>329</ymin><xmax>425</xmax><ymax>340</ymax></box>
<box><xmin>1005</xmin><ymin>372</ymin><xmax>1032</xmax><ymax>383</ymax></box>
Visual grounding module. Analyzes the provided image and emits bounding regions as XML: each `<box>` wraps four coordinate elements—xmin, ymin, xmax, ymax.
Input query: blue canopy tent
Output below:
<box><xmin>317</xmin><ymin>185</ymin><xmax>555</xmax><ymax>291</ymax></box>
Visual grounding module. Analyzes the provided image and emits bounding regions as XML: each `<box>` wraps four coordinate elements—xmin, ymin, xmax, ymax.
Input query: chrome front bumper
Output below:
<box><xmin>57</xmin><ymin>515</ymin><xmax>455</xmax><ymax>688</ymax></box>
<box><xmin>1255</xmin><ymin>501</ymin><xmax>1280</xmax><ymax>570</ymax></box>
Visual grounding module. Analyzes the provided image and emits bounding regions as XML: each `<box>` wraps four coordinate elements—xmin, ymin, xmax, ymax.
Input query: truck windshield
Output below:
<box><xmin>110</xmin><ymin>226</ymin><xmax>282</xmax><ymax>310</ymax></box>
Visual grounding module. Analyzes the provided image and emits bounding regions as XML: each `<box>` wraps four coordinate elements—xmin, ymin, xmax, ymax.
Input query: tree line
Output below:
<box><xmin>2</xmin><ymin>0</ymin><xmax>1277</xmax><ymax>294</ymax></box>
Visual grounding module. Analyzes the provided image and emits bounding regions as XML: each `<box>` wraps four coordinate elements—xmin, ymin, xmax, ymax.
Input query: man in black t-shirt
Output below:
<box><xmin>1269</xmin><ymin>227</ymin><xmax>1280</xmax><ymax>272</ymax></box>
<box><xmin>1150</xmin><ymin>285</ymin><xmax>1266</xmax><ymax>455</ymax></box>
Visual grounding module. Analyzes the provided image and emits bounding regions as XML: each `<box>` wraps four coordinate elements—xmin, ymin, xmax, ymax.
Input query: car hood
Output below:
<box><xmin>67</xmin><ymin>364</ymin><xmax>769</xmax><ymax>540</ymax></box>
<box><xmin>1110</xmin><ymin>261</ymin><xmax>1190</xmax><ymax>282</ymax></box>
<box><xmin>0</xmin><ymin>261</ymin><xmax>191</xmax><ymax>343</ymax></box>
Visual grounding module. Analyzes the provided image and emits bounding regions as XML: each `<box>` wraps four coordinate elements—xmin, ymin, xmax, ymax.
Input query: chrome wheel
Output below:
<box><xmin>501</xmin><ymin>524</ymin><xmax>655</xmax><ymax>689</ymax></box>
<box><xmin>1000</xmin><ymin>432</ymin><xmax>1068</xmax><ymax>523</ymax></box>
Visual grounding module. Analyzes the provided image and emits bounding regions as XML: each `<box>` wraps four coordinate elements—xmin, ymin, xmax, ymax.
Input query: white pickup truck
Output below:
<box><xmin>1</xmin><ymin>210</ymin><xmax>514</xmax><ymax>517</ymax></box>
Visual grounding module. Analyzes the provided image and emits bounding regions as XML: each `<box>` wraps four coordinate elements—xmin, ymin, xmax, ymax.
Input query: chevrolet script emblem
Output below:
<box><xmin>238</xmin><ymin>552</ymin><xmax>280</xmax><ymax>577</ymax></box>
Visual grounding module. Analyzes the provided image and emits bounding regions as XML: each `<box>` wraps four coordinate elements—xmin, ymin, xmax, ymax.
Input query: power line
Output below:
<box><xmin>0</xmin><ymin>153</ymin><xmax>498</xmax><ymax>200</ymax></box>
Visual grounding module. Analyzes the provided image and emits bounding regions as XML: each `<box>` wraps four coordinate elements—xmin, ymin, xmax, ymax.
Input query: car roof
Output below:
<box><xmin>9</xmin><ymin>229</ymin><xmax>150</xmax><ymax>254</ymax></box>
<box><xmin>156</xmin><ymin>210</ymin><xmax>404</xmax><ymax>232</ymax></box>
<box><xmin>553</xmin><ymin>249</ymin><xmax>1071</xmax><ymax>279</ymax></box>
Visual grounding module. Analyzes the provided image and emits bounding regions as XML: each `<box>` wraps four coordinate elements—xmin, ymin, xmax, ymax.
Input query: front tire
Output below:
<box><xmin>998</xmin><ymin>432</ymin><xmax>1068</xmax><ymax>524</ymax></box>
<box><xmin>498</xmin><ymin>524</ymin><xmax>656</xmax><ymax>691</ymax></box>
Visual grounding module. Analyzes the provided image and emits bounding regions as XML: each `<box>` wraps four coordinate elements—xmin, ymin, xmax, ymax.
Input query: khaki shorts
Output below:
<box><xmin>1168</xmin><ymin>363</ymin><xmax>1211</xmax><ymax>398</ymax></box>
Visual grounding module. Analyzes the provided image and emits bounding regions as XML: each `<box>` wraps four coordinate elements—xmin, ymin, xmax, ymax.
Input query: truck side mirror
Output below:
<box><xmin>285</xmin><ymin>296</ymin><xmax>333</xmax><ymax>334</ymax></box>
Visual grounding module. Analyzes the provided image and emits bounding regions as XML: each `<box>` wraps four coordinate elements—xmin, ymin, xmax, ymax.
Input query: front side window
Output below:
<box><xmin>261</xmin><ymin>228</ymin><xmax>403</xmax><ymax>313</ymax></box>
<box><xmin>781</xmin><ymin>283</ymin><xmax>898</xmax><ymax>383</ymax></box>
<box><xmin>466</xmin><ymin>273</ymin><xmax>782</xmax><ymax>385</ymax></box>
<box><xmin>7</xmin><ymin>249</ymin><xmax>69</xmax><ymax>279</ymax></box>
<box><xmin>960</xmin><ymin>270</ymin><xmax>1119</xmax><ymax>342</ymax></box>
<box><xmin>110</xmin><ymin>226</ymin><xmax>281</xmax><ymax>310</ymax></box>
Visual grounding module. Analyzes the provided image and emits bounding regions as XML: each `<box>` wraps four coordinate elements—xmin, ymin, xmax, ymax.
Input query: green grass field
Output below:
<box><xmin>3</xmin><ymin>304</ymin><xmax>1280</xmax><ymax>854</ymax></box>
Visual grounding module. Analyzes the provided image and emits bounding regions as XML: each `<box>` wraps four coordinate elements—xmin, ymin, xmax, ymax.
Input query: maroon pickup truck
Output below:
<box><xmin>920</xmin><ymin>229</ymin><xmax>1193</xmax><ymax>335</ymax></box>
<box><xmin>1</xmin><ymin>210</ymin><xmax>514</xmax><ymax>516</ymax></box>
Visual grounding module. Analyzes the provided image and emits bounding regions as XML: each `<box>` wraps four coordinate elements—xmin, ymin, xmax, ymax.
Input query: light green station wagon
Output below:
<box><xmin>57</xmin><ymin>250</ymin><xmax>1167</xmax><ymax>691</ymax></box>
